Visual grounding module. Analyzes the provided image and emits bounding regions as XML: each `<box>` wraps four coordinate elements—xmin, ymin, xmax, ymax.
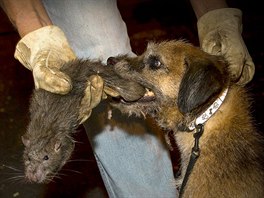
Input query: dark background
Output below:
<box><xmin>0</xmin><ymin>0</ymin><xmax>263</xmax><ymax>197</ymax></box>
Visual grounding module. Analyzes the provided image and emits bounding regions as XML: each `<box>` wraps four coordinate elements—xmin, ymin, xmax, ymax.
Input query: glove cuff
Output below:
<box><xmin>14</xmin><ymin>25</ymin><xmax>76</xmax><ymax>70</ymax></box>
<box><xmin>197</xmin><ymin>8</ymin><xmax>242</xmax><ymax>45</ymax></box>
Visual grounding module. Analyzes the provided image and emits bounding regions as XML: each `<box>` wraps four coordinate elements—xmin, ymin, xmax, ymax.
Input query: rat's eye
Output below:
<box><xmin>148</xmin><ymin>55</ymin><xmax>163</xmax><ymax>70</ymax></box>
<box><xmin>43</xmin><ymin>155</ymin><xmax>49</xmax><ymax>160</ymax></box>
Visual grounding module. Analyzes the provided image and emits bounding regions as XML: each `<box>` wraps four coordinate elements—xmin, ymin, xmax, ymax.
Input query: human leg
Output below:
<box><xmin>43</xmin><ymin>0</ymin><xmax>133</xmax><ymax>62</ymax></box>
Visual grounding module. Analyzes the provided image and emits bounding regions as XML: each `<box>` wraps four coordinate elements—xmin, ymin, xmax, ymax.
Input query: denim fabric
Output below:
<box><xmin>42</xmin><ymin>0</ymin><xmax>177</xmax><ymax>197</ymax></box>
<box><xmin>43</xmin><ymin>0</ymin><xmax>133</xmax><ymax>62</ymax></box>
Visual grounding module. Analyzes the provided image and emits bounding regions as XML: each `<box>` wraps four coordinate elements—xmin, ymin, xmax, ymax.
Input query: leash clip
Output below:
<box><xmin>192</xmin><ymin>124</ymin><xmax>204</xmax><ymax>156</ymax></box>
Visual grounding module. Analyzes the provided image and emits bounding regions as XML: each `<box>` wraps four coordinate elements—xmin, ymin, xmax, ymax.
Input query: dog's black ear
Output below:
<box><xmin>178</xmin><ymin>55</ymin><xmax>227</xmax><ymax>115</ymax></box>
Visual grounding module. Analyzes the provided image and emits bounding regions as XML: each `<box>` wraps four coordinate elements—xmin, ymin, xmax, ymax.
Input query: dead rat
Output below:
<box><xmin>22</xmin><ymin>59</ymin><xmax>146</xmax><ymax>183</ymax></box>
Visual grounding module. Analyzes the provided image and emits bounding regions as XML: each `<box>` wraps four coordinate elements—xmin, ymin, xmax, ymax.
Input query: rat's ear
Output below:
<box><xmin>177</xmin><ymin>55</ymin><xmax>227</xmax><ymax>115</ymax></box>
<box><xmin>21</xmin><ymin>135</ymin><xmax>30</xmax><ymax>147</ymax></box>
<box><xmin>54</xmin><ymin>141</ymin><xmax>62</xmax><ymax>153</ymax></box>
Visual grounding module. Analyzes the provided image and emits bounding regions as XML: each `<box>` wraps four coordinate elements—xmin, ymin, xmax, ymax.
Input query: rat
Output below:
<box><xmin>21</xmin><ymin>59</ymin><xmax>146</xmax><ymax>183</ymax></box>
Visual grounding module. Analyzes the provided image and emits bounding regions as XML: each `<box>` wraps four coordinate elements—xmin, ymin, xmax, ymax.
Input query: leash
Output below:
<box><xmin>179</xmin><ymin>124</ymin><xmax>204</xmax><ymax>198</ymax></box>
<box><xmin>177</xmin><ymin>89</ymin><xmax>228</xmax><ymax>197</ymax></box>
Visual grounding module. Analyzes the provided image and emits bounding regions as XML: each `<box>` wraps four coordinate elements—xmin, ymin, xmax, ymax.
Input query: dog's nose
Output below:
<box><xmin>107</xmin><ymin>57</ymin><xmax>118</xmax><ymax>66</ymax></box>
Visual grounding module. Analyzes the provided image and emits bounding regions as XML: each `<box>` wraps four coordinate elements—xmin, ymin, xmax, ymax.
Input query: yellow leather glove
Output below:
<box><xmin>197</xmin><ymin>8</ymin><xmax>255</xmax><ymax>85</ymax></box>
<box><xmin>14</xmin><ymin>25</ymin><xmax>76</xmax><ymax>94</ymax></box>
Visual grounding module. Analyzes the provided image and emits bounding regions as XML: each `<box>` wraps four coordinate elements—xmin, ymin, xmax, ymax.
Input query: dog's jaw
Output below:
<box><xmin>110</xmin><ymin>89</ymin><xmax>159</xmax><ymax>118</ymax></box>
<box><xmin>109</xmin><ymin>59</ymin><xmax>159</xmax><ymax>117</ymax></box>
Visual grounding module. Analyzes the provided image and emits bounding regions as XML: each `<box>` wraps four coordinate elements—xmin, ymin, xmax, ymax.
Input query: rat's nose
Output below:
<box><xmin>107</xmin><ymin>57</ymin><xmax>118</xmax><ymax>66</ymax></box>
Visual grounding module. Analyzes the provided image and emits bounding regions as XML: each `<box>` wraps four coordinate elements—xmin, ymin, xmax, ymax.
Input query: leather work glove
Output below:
<box><xmin>14</xmin><ymin>25</ymin><xmax>76</xmax><ymax>94</ymax></box>
<box><xmin>197</xmin><ymin>8</ymin><xmax>255</xmax><ymax>85</ymax></box>
<box><xmin>78</xmin><ymin>75</ymin><xmax>106</xmax><ymax>124</ymax></box>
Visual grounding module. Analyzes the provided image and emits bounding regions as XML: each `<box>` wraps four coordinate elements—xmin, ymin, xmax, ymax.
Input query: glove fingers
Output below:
<box><xmin>78</xmin><ymin>75</ymin><xmax>104</xmax><ymax>124</ymax></box>
<box><xmin>223</xmin><ymin>42</ymin><xmax>254</xmax><ymax>84</ymax></box>
<box><xmin>202</xmin><ymin>33</ymin><xmax>255</xmax><ymax>85</ymax></box>
<box><xmin>202</xmin><ymin>35</ymin><xmax>243</xmax><ymax>80</ymax></box>
<box><xmin>78</xmin><ymin>110</ymin><xmax>92</xmax><ymax>125</ymax></box>
<box><xmin>89</xmin><ymin>75</ymin><xmax>104</xmax><ymax>108</ymax></box>
<box><xmin>33</xmin><ymin>66</ymin><xmax>72</xmax><ymax>94</ymax></box>
<box><xmin>104</xmin><ymin>86</ymin><xmax>120</xmax><ymax>98</ymax></box>
<box><xmin>201</xmin><ymin>35</ymin><xmax>222</xmax><ymax>56</ymax></box>
<box><xmin>78</xmin><ymin>80</ymin><xmax>92</xmax><ymax>124</ymax></box>
<box><xmin>236</xmin><ymin>59</ymin><xmax>255</xmax><ymax>85</ymax></box>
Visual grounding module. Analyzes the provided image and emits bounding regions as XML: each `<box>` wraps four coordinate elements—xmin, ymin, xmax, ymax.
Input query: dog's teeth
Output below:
<box><xmin>144</xmin><ymin>88</ymin><xmax>155</xmax><ymax>97</ymax></box>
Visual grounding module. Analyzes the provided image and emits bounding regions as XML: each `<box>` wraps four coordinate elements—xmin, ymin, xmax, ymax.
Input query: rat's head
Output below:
<box><xmin>22</xmin><ymin>133</ymin><xmax>74</xmax><ymax>183</ymax></box>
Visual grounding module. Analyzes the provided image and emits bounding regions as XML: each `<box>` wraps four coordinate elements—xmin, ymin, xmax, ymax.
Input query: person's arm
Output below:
<box><xmin>190</xmin><ymin>0</ymin><xmax>228</xmax><ymax>19</ymax></box>
<box><xmin>0</xmin><ymin>0</ymin><xmax>52</xmax><ymax>37</ymax></box>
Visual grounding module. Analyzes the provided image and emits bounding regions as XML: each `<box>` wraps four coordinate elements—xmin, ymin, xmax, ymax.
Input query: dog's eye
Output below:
<box><xmin>148</xmin><ymin>55</ymin><xmax>163</xmax><ymax>70</ymax></box>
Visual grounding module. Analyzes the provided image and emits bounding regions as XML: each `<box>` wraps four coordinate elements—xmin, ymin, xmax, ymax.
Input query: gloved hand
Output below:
<box><xmin>14</xmin><ymin>25</ymin><xmax>105</xmax><ymax>123</ymax></box>
<box><xmin>78</xmin><ymin>75</ymin><xmax>106</xmax><ymax>124</ymax></box>
<box><xmin>14</xmin><ymin>25</ymin><xmax>76</xmax><ymax>94</ymax></box>
<box><xmin>197</xmin><ymin>8</ymin><xmax>255</xmax><ymax>85</ymax></box>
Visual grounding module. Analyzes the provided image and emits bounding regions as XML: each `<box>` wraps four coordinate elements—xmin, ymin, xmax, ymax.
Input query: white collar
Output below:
<box><xmin>187</xmin><ymin>88</ymin><xmax>228</xmax><ymax>131</ymax></box>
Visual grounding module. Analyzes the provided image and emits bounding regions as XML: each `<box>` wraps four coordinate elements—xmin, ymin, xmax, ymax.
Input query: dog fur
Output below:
<box><xmin>110</xmin><ymin>40</ymin><xmax>264</xmax><ymax>197</ymax></box>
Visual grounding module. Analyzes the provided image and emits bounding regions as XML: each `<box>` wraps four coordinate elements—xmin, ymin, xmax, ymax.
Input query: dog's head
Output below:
<box><xmin>109</xmin><ymin>40</ymin><xmax>230</xmax><ymax>130</ymax></box>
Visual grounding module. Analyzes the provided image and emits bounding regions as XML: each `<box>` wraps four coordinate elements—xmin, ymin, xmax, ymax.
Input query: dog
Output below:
<box><xmin>108</xmin><ymin>40</ymin><xmax>264</xmax><ymax>197</ymax></box>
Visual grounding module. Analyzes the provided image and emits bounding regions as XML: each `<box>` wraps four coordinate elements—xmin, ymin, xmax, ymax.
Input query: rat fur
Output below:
<box><xmin>22</xmin><ymin>59</ymin><xmax>145</xmax><ymax>183</ymax></box>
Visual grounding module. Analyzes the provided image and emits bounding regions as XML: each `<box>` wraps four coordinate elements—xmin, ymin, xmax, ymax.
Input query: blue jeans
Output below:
<box><xmin>43</xmin><ymin>0</ymin><xmax>177</xmax><ymax>197</ymax></box>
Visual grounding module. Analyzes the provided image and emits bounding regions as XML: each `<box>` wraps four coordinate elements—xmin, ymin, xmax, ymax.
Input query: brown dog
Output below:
<box><xmin>109</xmin><ymin>40</ymin><xmax>264</xmax><ymax>197</ymax></box>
